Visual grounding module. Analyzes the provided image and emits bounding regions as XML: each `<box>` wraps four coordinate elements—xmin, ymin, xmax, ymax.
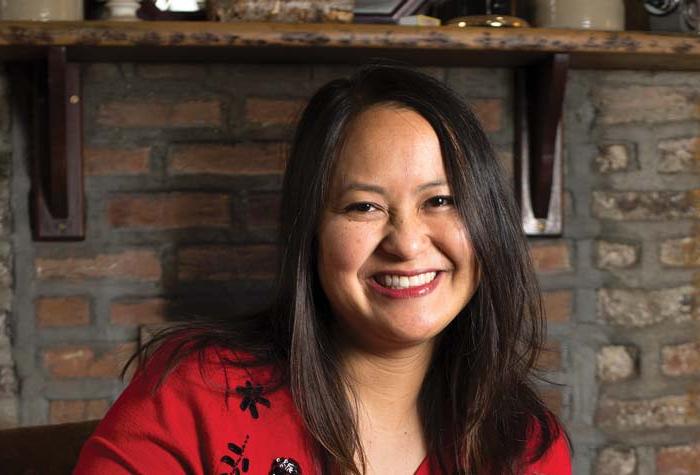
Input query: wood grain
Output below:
<box><xmin>0</xmin><ymin>21</ymin><xmax>699</xmax><ymax>69</ymax></box>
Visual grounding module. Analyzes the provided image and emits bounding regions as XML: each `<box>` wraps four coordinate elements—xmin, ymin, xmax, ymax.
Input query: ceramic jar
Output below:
<box><xmin>534</xmin><ymin>0</ymin><xmax>625</xmax><ymax>30</ymax></box>
<box><xmin>0</xmin><ymin>0</ymin><xmax>83</xmax><ymax>20</ymax></box>
<box><xmin>105</xmin><ymin>0</ymin><xmax>141</xmax><ymax>20</ymax></box>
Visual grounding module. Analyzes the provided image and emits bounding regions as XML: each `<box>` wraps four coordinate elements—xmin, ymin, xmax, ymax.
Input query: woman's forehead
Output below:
<box><xmin>331</xmin><ymin>106</ymin><xmax>447</xmax><ymax>187</ymax></box>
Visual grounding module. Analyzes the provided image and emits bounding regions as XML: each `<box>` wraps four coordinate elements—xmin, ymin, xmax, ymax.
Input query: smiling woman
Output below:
<box><xmin>74</xmin><ymin>65</ymin><xmax>571</xmax><ymax>475</ymax></box>
<box><xmin>317</xmin><ymin>105</ymin><xmax>478</xmax><ymax>353</ymax></box>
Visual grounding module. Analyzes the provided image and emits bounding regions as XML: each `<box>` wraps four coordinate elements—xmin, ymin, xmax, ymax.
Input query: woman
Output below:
<box><xmin>75</xmin><ymin>65</ymin><xmax>571</xmax><ymax>474</ymax></box>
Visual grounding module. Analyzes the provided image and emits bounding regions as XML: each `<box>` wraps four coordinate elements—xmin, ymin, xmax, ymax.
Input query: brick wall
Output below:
<box><xmin>0</xmin><ymin>67</ymin><xmax>17</xmax><ymax>429</ymax></box>
<box><xmin>565</xmin><ymin>71</ymin><xmax>700</xmax><ymax>475</ymax></box>
<box><xmin>3</xmin><ymin>63</ymin><xmax>699</xmax><ymax>474</ymax></box>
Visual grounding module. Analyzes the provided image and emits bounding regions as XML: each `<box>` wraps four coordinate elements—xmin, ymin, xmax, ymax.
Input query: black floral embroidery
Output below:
<box><xmin>220</xmin><ymin>435</ymin><xmax>250</xmax><ymax>475</ymax></box>
<box><xmin>236</xmin><ymin>380</ymin><xmax>271</xmax><ymax>419</ymax></box>
<box><xmin>269</xmin><ymin>457</ymin><xmax>302</xmax><ymax>475</ymax></box>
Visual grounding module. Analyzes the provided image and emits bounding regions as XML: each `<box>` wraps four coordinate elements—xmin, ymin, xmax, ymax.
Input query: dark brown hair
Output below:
<box><xmin>133</xmin><ymin>64</ymin><xmax>565</xmax><ymax>474</ymax></box>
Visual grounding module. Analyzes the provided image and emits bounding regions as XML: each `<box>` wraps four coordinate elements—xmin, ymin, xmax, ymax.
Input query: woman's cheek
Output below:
<box><xmin>334</xmin><ymin>222</ymin><xmax>375</xmax><ymax>271</ymax></box>
<box><xmin>318</xmin><ymin>220</ymin><xmax>361</xmax><ymax>272</ymax></box>
<box><xmin>444</xmin><ymin>217</ymin><xmax>472</xmax><ymax>252</ymax></box>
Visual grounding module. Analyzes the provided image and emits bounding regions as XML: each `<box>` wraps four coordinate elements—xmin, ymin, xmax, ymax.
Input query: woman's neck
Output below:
<box><xmin>340</xmin><ymin>343</ymin><xmax>433</xmax><ymax>474</ymax></box>
<box><xmin>341</xmin><ymin>343</ymin><xmax>433</xmax><ymax>430</ymax></box>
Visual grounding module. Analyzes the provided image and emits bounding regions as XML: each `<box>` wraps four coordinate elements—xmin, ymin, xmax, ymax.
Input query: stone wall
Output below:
<box><xmin>3</xmin><ymin>63</ymin><xmax>699</xmax><ymax>474</ymax></box>
<box><xmin>567</xmin><ymin>71</ymin><xmax>700</xmax><ymax>475</ymax></box>
<box><xmin>0</xmin><ymin>67</ymin><xmax>17</xmax><ymax>429</ymax></box>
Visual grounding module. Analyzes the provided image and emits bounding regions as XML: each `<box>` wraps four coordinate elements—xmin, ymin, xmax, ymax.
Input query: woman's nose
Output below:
<box><xmin>380</xmin><ymin>213</ymin><xmax>430</xmax><ymax>260</ymax></box>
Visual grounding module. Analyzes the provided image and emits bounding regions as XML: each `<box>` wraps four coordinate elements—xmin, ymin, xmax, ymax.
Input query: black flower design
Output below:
<box><xmin>220</xmin><ymin>435</ymin><xmax>250</xmax><ymax>475</ymax></box>
<box><xmin>236</xmin><ymin>380</ymin><xmax>271</xmax><ymax>419</ymax></box>
<box><xmin>269</xmin><ymin>457</ymin><xmax>302</xmax><ymax>475</ymax></box>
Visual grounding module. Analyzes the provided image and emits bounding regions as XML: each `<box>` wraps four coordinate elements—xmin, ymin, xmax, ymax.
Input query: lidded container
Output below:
<box><xmin>0</xmin><ymin>0</ymin><xmax>84</xmax><ymax>20</ymax></box>
<box><xmin>534</xmin><ymin>0</ymin><xmax>625</xmax><ymax>30</ymax></box>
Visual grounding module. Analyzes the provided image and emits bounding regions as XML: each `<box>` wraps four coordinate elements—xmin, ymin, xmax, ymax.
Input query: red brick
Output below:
<box><xmin>168</xmin><ymin>143</ymin><xmax>286</xmax><ymax>176</ymax></box>
<box><xmin>594</xmin><ymin>85</ymin><xmax>700</xmax><ymax>125</ymax></box>
<box><xmin>596</xmin><ymin>447</ymin><xmax>637</xmax><ymax>475</ymax></box>
<box><xmin>84</xmin><ymin>147</ymin><xmax>150</xmax><ymax>176</ymax></box>
<box><xmin>178</xmin><ymin>245</ymin><xmax>278</xmax><ymax>281</ymax></box>
<box><xmin>537</xmin><ymin>341</ymin><xmax>562</xmax><ymax>371</ymax></box>
<box><xmin>530</xmin><ymin>242</ymin><xmax>571</xmax><ymax>273</ymax></box>
<box><xmin>246</xmin><ymin>193</ymin><xmax>281</xmax><ymax>229</ymax></box>
<box><xmin>36</xmin><ymin>296</ymin><xmax>90</xmax><ymax>328</ymax></box>
<box><xmin>108</xmin><ymin>193</ymin><xmax>231</xmax><ymax>229</ymax></box>
<box><xmin>542</xmin><ymin>290</ymin><xmax>573</xmax><ymax>323</ymax></box>
<box><xmin>539</xmin><ymin>387</ymin><xmax>563</xmax><ymax>417</ymax></box>
<box><xmin>657</xmin><ymin>442</ymin><xmax>700</xmax><ymax>475</ymax></box>
<box><xmin>83</xmin><ymin>63</ymin><xmax>122</xmax><ymax>82</ymax></box>
<box><xmin>43</xmin><ymin>343</ymin><xmax>137</xmax><ymax>379</ymax></box>
<box><xmin>0</xmin><ymin>255</ymin><xmax>9</xmax><ymax>288</ymax></box>
<box><xmin>658</xmin><ymin>137</ymin><xmax>700</xmax><ymax>174</ymax></box>
<box><xmin>593</xmin><ymin>190</ymin><xmax>700</xmax><ymax>221</ymax></box>
<box><xmin>135</xmin><ymin>64</ymin><xmax>208</xmax><ymax>80</ymax></box>
<box><xmin>595</xmin><ymin>144</ymin><xmax>635</xmax><ymax>174</ymax></box>
<box><xmin>110</xmin><ymin>298</ymin><xmax>167</xmax><ymax>326</ymax></box>
<box><xmin>597</xmin><ymin>345</ymin><xmax>637</xmax><ymax>382</ymax></box>
<box><xmin>597</xmin><ymin>394</ymin><xmax>700</xmax><ymax>430</ymax></box>
<box><xmin>470</xmin><ymin>98</ymin><xmax>503</xmax><ymax>133</ymax></box>
<box><xmin>598</xmin><ymin>286</ymin><xmax>694</xmax><ymax>328</ymax></box>
<box><xmin>596</xmin><ymin>240</ymin><xmax>639</xmax><ymax>269</ymax></box>
<box><xmin>245</xmin><ymin>98</ymin><xmax>304</xmax><ymax>126</ymax></box>
<box><xmin>662</xmin><ymin>342</ymin><xmax>700</xmax><ymax>376</ymax></box>
<box><xmin>0</xmin><ymin>365</ymin><xmax>17</xmax><ymax>396</ymax></box>
<box><xmin>97</xmin><ymin>100</ymin><xmax>222</xmax><ymax>128</ymax></box>
<box><xmin>49</xmin><ymin>399</ymin><xmax>110</xmax><ymax>424</ymax></box>
<box><xmin>660</xmin><ymin>230</ymin><xmax>700</xmax><ymax>267</ymax></box>
<box><xmin>36</xmin><ymin>250</ymin><xmax>162</xmax><ymax>281</ymax></box>
<box><xmin>496</xmin><ymin>150</ymin><xmax>513</xmax><ymax>179</ymax></box>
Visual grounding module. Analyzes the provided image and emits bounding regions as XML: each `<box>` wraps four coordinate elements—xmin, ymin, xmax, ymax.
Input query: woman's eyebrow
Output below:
<box><xmin>336</xmin><ymin>182</ymin><xmax>386</xmax><ymax>196</ymax></box>
<box><xmin>416</xmin><ymin>180</ymin><xmax>448</xmax><ymax>192</ymax></box>
<box><xmin>339</xmin><ymin>180</ymin><xmax>448</xmax><ymax>196</ymax></box>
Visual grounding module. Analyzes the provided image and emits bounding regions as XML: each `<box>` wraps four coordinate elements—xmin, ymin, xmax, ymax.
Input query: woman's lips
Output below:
<box><xmin>368</xmin><ymin>271</ymin><xmax>443</xmax><ymax>299</ymax></box>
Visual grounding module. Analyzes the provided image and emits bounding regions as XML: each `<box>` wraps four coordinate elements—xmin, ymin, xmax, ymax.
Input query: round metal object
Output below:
<box><xmin>681</xmin><ymin>0</ymin><xmax>700</xmax><ymax>30</ymax></box>
<box><xmin>643</xmin><ymin>0</ymin><xmax>681</xmax><ymax>15</ymax></box>
<box><xmin>446</xmin><ymin>15</ymin><xmax>530</xmax><ymax>28</ymax></box>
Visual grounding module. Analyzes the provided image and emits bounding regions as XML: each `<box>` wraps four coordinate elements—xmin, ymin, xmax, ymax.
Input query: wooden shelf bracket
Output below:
<box><xmin>30</xmin><ymin>46</ymin><xmax>84</xmax><ymax>241</ymax></box>
<box><xmin>515</xmin><ymin>53</ymin><xmax>569</xmax><ymax>236</ymax></box>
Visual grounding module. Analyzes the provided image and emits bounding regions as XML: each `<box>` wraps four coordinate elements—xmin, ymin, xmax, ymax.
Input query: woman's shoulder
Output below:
<box><xmin>110</xmin><ymin>336</ymin><xmax>289</xmax><ymax>425</ymax></box>
<box><xmin>135</xmin><ymin>337</ymin><xmax>272</xmax><ymax>390</ymax></box>
<box><xmin>75</xmin><ymin>338</ymin><xmax>315</xmax><ymax>474</ymax></box>
<box><xmin>523</xmin><ymin>414</ymin><xmax>572</xmax><ymax>475</ymax></box>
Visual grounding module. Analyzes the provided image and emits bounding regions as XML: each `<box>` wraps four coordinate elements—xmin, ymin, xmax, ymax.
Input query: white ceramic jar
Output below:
<box><xmin>534</xmin><ymin>0</ymin><xmax>625</xmax><ymax>30</ymax></box>
<box><xmin>0</xmin><ymin>0</ymin><xmax>83</xmax><ymax>20</ymax></box>
<box><xmin>105</xmin><ymin>0</ymin><xmax>141</xmax><ymax>20</ymax></box>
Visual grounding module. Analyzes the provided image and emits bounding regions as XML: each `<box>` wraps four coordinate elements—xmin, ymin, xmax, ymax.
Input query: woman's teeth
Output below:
<box><xmin>377</xmin><ymin>272</ymin><xmax>437</xmax><ymax>289</ymax></box>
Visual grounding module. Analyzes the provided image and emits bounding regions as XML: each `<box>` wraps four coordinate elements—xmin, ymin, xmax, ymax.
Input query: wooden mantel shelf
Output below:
<box><xmin>0</xmin><ymin>21</ymin><xmax>700</xmax><ymax>69</ymax></box>
<box><xmin>8</xmin><ymin>21</ymin><xmax>699</xmax><ymax>240</ymax></box>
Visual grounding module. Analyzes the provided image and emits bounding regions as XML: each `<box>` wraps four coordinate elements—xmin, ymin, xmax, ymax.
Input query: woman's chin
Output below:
<box><xmin>375</xmin><ymin>320</ymin><xmax>446</xmax><ymax>351</ymax></box>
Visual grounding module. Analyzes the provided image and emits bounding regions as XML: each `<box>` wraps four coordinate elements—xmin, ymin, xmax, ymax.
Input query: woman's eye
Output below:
<box><xmin>345</xmin><ymin>202</ymin><xmax>377</xmax><ymax>213</ymax></box>
<box><xmin>426</xmin><ymin>195</ymin><xmax>454</xmax><ymax>208</ymax></box>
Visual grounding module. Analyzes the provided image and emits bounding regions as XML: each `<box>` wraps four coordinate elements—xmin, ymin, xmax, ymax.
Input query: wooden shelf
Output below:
<box><xmin>7</xmin><ymin>20</ymin><xmax>698</xmax><ymax>239</ymax></box>
<box><xmin>0</xmin><ymin>21</ymin><xmax>699</xmax><ymax>69</ymax></box>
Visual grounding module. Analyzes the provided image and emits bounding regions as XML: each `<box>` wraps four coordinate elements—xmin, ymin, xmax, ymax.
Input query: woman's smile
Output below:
<box><xmin>367</xmin><ymin>270</ymin><xmax>443</xmax><ymax>299</ymax></box>
<box><xmin>372</xmin><ymin>270</ymin><xmax>439</xmax><ymax>289</ymax></box>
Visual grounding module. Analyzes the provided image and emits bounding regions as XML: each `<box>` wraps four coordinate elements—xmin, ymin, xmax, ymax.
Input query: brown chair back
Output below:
<box><xmin>0</xmin><ymin>419</ymin><xmax>100</xmax><ymax>475</ymax></box>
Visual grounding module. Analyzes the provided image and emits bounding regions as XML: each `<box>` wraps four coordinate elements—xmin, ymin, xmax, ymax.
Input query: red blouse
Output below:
<box><xmin>75</xmin><ymin>346</ymin><xmax>571</xmax><ymax>475</ymax></box>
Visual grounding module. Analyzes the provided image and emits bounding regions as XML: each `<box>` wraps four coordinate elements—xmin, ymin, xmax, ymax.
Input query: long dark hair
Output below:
<box><xmin>133</xmin><ymin>64</ymin><xmax>563</xmax><ymax>474</ymax></box>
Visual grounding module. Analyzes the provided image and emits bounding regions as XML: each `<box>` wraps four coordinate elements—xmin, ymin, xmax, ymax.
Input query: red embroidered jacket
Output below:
<box><xmin>75</xmin><ymin>345</ymin><xmax>571</xmax><ymax>475</ymax></box>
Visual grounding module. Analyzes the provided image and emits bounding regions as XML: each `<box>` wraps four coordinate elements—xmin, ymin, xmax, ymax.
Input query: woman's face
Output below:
<box><xmin>317</xmin><ymin>105</ymin><xmax>479</xmax><ymax>353</ymax></box>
